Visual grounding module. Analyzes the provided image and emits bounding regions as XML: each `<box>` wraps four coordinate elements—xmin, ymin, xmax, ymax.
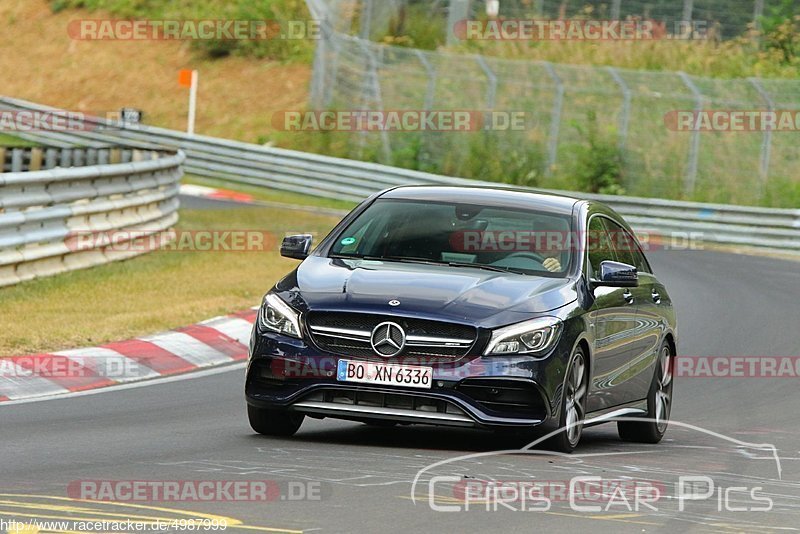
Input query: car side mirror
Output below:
<box><xmin>280</xmin><ymin>234</ymin><xmax>313</xmax><ymax>260</ymax></box>
<box><xmin>592</xmin><ymin>261</ymin><xmax>638</xmax><ymax>288</ymax></box>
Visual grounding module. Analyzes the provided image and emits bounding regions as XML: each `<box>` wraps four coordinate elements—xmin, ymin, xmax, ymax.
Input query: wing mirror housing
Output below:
<box><xmin>280</xmin><ymin>234</ymin><xmax>313</xmax><ymax>260</ymax></box>
<box><xmin>592</xmin><ymin>261</ymin><xmax>639</xmax><ymax>288</ymax></box>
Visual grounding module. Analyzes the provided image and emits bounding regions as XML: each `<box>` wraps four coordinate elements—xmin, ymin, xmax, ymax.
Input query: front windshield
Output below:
<box><xmin>329</xmin><ymin>199</ymin><xmax>573</xmax><ymax>277</ymax></box>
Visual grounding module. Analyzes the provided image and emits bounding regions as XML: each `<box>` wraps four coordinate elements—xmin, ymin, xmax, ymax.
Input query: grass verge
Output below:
<box><xmin>0</xmin><ymin>205</ymin><xmax>341</xmax><ymax>356</ymax></box>
<box><xmin>0</xmin><ymin>133</ymin><xmax>35</xmax><ymax>146</ymax></box>
<box><xmin>183</xmin><ymin>174</ymin><xmax>358</xmax><ymax>212</ymax></box>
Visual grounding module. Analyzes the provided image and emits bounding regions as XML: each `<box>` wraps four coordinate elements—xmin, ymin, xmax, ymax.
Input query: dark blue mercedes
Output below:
<box><xmin>246</xmin><ymin>186</ymin><xmax>677</xmax><ymax>452</ymax></box>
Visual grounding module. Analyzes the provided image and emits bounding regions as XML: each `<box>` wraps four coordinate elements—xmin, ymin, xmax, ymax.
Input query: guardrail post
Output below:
<box><xmin>356</xmin><ymin>39</ymin><xmax>392</xmax><ymax>163</ymax></box>
<box><xmin>475</xmin><ymin>55</ymin><xmax>497</xmax><ymax>110</ymax></box>
<box><xmin>447</xmin><ymin>0</ymin><xmax>471</xmax><ymax>46</ymax></box>
<box><xmin>12</xmin><ymin>148</ymin><xmax>24</xmax><ymax>172</ymax></box>
<box><xmin>682</xmin><ymin>0</ymin><xmax>694</xmax><ymax>25</ymax></box>
<box><xmin>45</xmin><ymin>147</ymin><xmax>58</xmax><ymax>169</ymax></box>
<box><xmin>73</xmin><ymin>148</ymin><xmax>85</xmax><ymax>167</ymax></box>
<box><xmin>310</xmin><ymin>20</ymin><xmax>329</xmax><ymax>108</ymax></box>
<box><xmin>542</xmin><ymin>61</ymin><xmax>564</xmax><ymax>176</ymax></box>
<box><xmin>678</xmin><ymin>71</ymin><xmax>702</xmax><ymax>196</ymax></box>
<box><xmin>60</xmin><ymin>148</ymin><xmax>73</xmax><ymax>168</ymax></box>
<box><xmin>753</xmin><ymin>0</ymin><xmax>764</xmax><ymax>31</ymax></box>
<box><xmin>415</xmin><ymin>49</ymin><xmax>437</xmax><ymax>168</ymax></box>
<box><xmin>611</xmin><ymin>0</ymin><xmax>622</xmax><ymax>20</ymax></box>
<box><xmin>0</xmin><ymin>147</ymin><xmax>5</xmax><ymax>173</ymax></box>
<box><xmin>749</xmin><ymin>77</ymin><xmax>774</xmax><ymax>197</ymax></box>
<box><xmin>359</xmin><ymin>0</ymin><xmax>373</xmax><ymax>39</ymax></box>
<box><xmin>606</xmin><ymin>67</ymin><xmax>631</xmax><ymax>153</ymax></box>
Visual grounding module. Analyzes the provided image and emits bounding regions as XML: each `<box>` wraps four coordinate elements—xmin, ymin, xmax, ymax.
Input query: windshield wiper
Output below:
<box><xmin>331</xmin><ymin>254</ymin><xmax>527</xmax><ymax>275</ymax></box>
<box><xmin>446</xmin><ymin>261</ymin><xmax>527</xmax><ymax>275</ymax></box>
<box><xmin>330</xmin><ymin>254</ymin><xmax>443</xmax><ymax>266</ymax></box>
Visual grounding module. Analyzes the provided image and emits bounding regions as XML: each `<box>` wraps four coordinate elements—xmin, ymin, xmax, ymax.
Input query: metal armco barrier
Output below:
<box><xmin>0</xmin><ymin>144</ymin><xmax>184</xmax><ymax>287</ymax></box>
<box><xmin>2</xmin><ymin>95</ymin><xmax>799</xmax><ymax>253</ymax></box>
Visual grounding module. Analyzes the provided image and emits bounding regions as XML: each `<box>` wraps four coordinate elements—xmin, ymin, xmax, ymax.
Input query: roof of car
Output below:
<box><xmin>379</xmin><ymin>185</ymin><xmax>582</xmax><ymax>215</ymax></box>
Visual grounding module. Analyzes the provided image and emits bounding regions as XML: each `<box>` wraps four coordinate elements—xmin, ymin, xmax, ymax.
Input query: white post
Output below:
<box><xmin>187</xmin><ymin>70</ymin><xmax>198</xmax><ymax>135</ymax></box>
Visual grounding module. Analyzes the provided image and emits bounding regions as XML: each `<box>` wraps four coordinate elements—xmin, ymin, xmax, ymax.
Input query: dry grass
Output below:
<box><xmin>0</xmin><ymin>0</ymin><xmax>310</xmax><ymax>143</ymax></box>
<box><xmin>0</xmin><ymin>206</ymin><xmax>340</xmax><ymax>356</ymax></box>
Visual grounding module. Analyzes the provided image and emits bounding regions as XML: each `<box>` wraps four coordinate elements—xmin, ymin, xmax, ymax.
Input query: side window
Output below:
<box><xmin>586</xmin><ymin>216</ymin><xmax>615</xmax><ymax>279</ymax></box>
<box><xmin>603</xmin><ymin>219</ymin><xmax>650</xmax><ymax>274</ymax></box>
<box><xmin>629</xmin><ymin>238</ymin><xmax>651</xmax><ymax>274</ymax></box>
<box><xmin>602</xmin><ymin>219</ymin><xmax>635</xmax><ymax>268</ymax></box>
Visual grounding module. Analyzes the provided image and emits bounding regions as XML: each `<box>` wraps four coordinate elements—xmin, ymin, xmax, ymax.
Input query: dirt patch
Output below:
<box><xmin>0</xmin><ymin>0</ymin><xmax>310</xmax><ymax>143</ymax></box>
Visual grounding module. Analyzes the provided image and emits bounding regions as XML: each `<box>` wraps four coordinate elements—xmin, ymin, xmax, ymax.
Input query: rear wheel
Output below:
<box><xmin>618</xmin><ymin>340</ymin><xmax>673</xmax><ymax>443</ymax></box>
<box><xmin>549</xmin><ymin>347</ymin><xmax>589</xmax><ymax>453</ymax></box>
<box><xmin>248</xmin><ymin>405</ymin><xmax>304</xmax><ymax>437</ymax></box>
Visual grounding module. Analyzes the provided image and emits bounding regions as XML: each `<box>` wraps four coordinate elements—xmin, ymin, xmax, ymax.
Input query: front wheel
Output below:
<box><xmin>549</xmin><ymin>347</ymin><xmax>589</xmax><ymax>453</ymax></box>
<box><xmin>248</xmin><ymin>405</ymin><xmax>304</xmax><ymax>437</ymax></box>
<box><xmin>618</xmin><ymin>340</ymin><xmax>674</xmax><ymax>443</ymax></box>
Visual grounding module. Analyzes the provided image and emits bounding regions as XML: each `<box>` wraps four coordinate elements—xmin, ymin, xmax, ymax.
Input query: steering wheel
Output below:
<box><xmin>493</xmin><ymin>251</ymin><xmax>547</xmax><ymax>266</ymax></box>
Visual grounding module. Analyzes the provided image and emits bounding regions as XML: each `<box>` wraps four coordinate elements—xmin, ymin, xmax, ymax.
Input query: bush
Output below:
<box><xmin>758</xmin><ymin>0</ymin><xmax>800</xmax><ymax>65</ymax></box>
<box><xmin>564</xmin><ymin>111</ymin><xmax>625</xmax><ymax>196</ymax></box>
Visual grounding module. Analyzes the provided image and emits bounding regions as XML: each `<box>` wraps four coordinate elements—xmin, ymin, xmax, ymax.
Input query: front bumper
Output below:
<box><xmin>246</xmin><ymin>327</ymin><xmax>569</xmax><ymax>430</ymax></box>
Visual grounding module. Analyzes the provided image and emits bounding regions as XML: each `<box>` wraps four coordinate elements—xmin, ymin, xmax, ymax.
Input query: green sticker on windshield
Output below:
<box><xmin>340</xmin><ymin>237</ymin><xmax>356</xmax><ymax>246</ymax></box>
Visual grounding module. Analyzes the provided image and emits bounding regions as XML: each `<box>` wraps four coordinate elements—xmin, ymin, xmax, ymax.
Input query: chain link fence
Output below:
<box><xmin>306</xmin><ymin>0</ymin><xmax>800</xmax><ymax>207</ymax></box>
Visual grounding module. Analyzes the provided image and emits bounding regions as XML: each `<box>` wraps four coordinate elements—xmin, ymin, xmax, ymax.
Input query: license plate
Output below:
<box><xmin>337</xmin><ymin>359</ymin><xmax>433</xmax><ymax>389</ymax></box>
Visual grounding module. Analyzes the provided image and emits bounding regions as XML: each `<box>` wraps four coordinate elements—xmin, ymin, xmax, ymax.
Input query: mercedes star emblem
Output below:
<box><xmin>370</xmin><ymin>321</ymin><xmax>406</xmax><ymax>358</ymax></box>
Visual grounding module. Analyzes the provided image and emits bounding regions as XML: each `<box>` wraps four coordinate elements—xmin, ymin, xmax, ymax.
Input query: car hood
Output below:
<box><xmin>276</xmin><ymin>256</ymin><xmax>578</xmax><ymax>328</ymax></box>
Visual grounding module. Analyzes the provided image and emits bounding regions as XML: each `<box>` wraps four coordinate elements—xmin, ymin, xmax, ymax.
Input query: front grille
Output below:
<box><xmin>306</xmin><ymin>311</ymin><xmax>477</xmax><ymax>361</ymax></box>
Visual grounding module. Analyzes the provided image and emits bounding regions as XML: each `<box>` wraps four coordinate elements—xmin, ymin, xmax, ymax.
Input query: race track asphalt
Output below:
<box><xmin>2</xmin><ymin>202</ymin><xmax>799</xmax><ymax>533</ymax></box>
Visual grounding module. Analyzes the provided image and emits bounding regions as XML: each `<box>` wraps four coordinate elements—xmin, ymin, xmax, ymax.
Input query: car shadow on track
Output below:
<box><xmin>246</xmin><ymin>421</ymin><xmax>628</xmax><ymax>454</ymax></box>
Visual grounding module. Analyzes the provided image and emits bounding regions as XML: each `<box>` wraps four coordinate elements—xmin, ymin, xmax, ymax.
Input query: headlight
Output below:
<box><xmin>484</xmin><ymin>317</ymin><xmax>562</xmax><ymax>356</ymax></box>
<box><xmin>259</xmin><ymin>293</ymin><xmax>302</xmax><ymax>338</ymax></box>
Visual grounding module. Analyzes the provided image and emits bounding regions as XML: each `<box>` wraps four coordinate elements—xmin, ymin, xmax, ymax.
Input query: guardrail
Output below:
<box><xmin>0</xmin><ymin>144</ymin><xmax>184</xmax><ymax>287</ymax></box>
<box><xmin>2</xmin><ymin>95</ymin><xmax>799</xmax><ymax>253</ymax></box>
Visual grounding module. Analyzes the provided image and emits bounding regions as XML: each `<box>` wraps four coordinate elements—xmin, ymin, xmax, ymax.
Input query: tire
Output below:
<box><xmin>248</xmin><ymin>405</ymin><xmax>304</xmax><ymax>437</ymax></box>
<box><xmin>549</xmin><ymin>347</ymin><xmax>589</xmax><ymax>453</ymax></box>
<box><xmin>618</xmin><ymin>340</ymin><xmax>674</xmax><ymax>444</ymax></box>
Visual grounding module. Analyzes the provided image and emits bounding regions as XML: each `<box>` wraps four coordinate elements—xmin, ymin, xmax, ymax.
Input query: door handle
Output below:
<box><xmin>623</xmin><ymin>289</ymin><xmax>635</xmax><ymax>305</ymax></box>
<box><xmin>651</xmin><ymin>289</ymin><xmax>661</xmax><ymax>304</ymax></box>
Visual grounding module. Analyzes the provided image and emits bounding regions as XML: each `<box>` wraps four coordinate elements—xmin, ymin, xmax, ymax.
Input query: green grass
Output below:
<box><xmin>0</xmin><ymin>205</ymin><xmax>341</xmax><ymax>356</ymax></box>
<box><xmin>49</xmin><ymin>0</ymin><xmax>314</xmax><ymax>62</ymax></box>
<box><xmin>0</xmin><ymin>133</ymin><xmax>35</xmax><ymax>146</ymax></box>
